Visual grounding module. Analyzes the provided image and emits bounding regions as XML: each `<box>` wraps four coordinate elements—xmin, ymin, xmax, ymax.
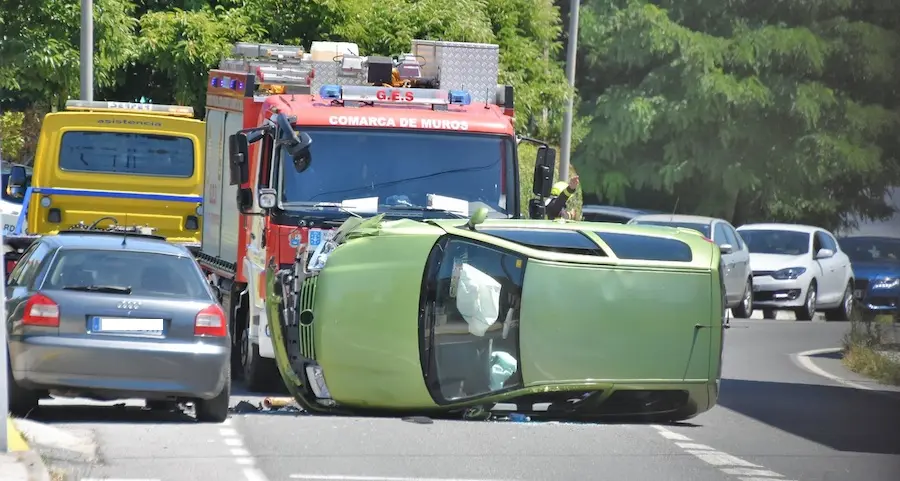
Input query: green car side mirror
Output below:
<box><xmin>466</xmin><ymin>207</ymin><xmax>489</xmax><ymax>231</ymax></box>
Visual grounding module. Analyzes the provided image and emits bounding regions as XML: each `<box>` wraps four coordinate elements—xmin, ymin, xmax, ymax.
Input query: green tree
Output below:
<box><xmin>133</xmin><ymin>5</ymin><xmax>264</xmax><ymax>110</ymax></box>
<box><xmin>0</xmin><ymin>111</ymin><xmax>25</xmax><ymax>161</ymax></box>
<box><xmin>572</xmin><ymin>0</ymin><xmax>900</xmax><ymax>230</ymax></box>
<box><xmin>0</xmin><ymin>0</ymin><xmax>138</xmax><ymax>109</ymax></box>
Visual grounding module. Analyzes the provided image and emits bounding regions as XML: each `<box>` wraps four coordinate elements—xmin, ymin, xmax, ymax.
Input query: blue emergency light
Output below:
<box><xmin>320</xmin><ymin>85</ymin><xmax>342</xmax><ymax>99</ymax></box>
<box><xmin>448</xmin><ymin>90</ymin><xmax>472</xmax><ymax>106</ymax></box>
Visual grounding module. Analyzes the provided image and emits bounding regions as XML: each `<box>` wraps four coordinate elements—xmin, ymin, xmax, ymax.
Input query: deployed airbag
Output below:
<box><xmin>489</xmin><ymin>350</ymin><xmax>518</xmax><ymax>390</ymax></box>
<box><xmin>455</xmin><ymin>263</ymin><xmax>502</xmax><ymax>336</ymax></box>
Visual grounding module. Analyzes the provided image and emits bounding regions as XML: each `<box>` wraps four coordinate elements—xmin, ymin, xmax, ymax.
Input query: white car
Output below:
<box><xmin>736</xmin><ymin>223</ymin><xmax>855</xmax><ymax>321</ymax></box>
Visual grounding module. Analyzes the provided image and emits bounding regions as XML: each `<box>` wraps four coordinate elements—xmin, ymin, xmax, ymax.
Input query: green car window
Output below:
<box><xmin>421</xmin><ymin>236</ymin><xmax>526</xmax><ymax>403</ymax></box>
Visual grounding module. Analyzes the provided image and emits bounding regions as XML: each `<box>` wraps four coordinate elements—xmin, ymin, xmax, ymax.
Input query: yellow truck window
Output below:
<box><xmin>59</xmin><ymin>131</ymin><xmax>195</xmax><ymax>178</ymax></box>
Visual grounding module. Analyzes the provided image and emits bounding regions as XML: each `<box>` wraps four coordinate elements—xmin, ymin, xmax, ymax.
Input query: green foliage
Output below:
<box><xmin>0</xmin><ymin>0</ymin><xmax>138</xmax><ymax>109</ymax></box>
<box><xmin>1</xmin><ymin>0</ymin><xmax>569</xmax><ymax>144</ymax></box>
<box><xmin>572</xmin><ymin>0</ymin><xmax>900</xmax><ymax>229</ymax></box>
<box><xmin>518</xmin><ymin>142</ymin><xmax>582</xmax><ymax>218</ymax></box>
<box><xmin>0</xmin><ymin>111</ymin><xmax>25</xmax><ymax>160</ymax></box>
<box><xmin>136</xmin><ymin>5</ymin><xmax>264</xmax><ymax>110</ymax></box>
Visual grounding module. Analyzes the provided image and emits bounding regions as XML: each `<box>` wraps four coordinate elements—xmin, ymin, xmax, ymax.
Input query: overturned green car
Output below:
<box><xmin>264</xmin><ymin>213</ymin><xmax>726</xmax><ymax>422</ymax></box>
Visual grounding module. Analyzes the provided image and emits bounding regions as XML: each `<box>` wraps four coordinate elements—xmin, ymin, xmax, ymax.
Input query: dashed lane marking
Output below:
<box><xmin>651</xmin><ymin>425</ymin><xmax>796</xmax><ymax>481</ymax></box>
<box><xmin>290</xmin><ymin>475</ymin><xmax>517</xmax><ymax>481</ymax></box>
<box><xmin>218</xmin><ymin>417</ymin><xmax>272</xmax><ymax>481</ymax></box>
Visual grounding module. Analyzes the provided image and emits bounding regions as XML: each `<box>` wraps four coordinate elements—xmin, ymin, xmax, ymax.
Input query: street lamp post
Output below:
<box><xmin>80</xmin><ymin>0</ymin><xmax>94</xmax><ymax>101</ymax></box>
<box><xmin>1</xmin><ymin>228</ymin><xmax>8</xmax><ymax>452</ymax></box>
<box><xmin>558</xmin><ymin>0</ymin><xmax>580</xmax><ymax>181</ymax></box>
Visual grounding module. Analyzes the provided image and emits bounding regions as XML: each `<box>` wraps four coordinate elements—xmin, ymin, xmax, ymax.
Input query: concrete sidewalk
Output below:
<box><xmin>1</xmin><ymin>418</ymin><xmax>51</xmax><ymax>481</ymax></box>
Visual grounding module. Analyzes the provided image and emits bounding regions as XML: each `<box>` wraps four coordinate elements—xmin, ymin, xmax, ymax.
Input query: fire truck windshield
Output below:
<box><xmin>277</xmin><ymin>128</ymin><xmax>515</xmax><ymax>217</ymax></box>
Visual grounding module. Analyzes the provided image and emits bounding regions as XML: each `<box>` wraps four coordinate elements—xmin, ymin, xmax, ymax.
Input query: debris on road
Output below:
<box><xmin>263</xmin><ymin>397</ymin><xmax>295</xmax><ymax>409</ymax></box>
<box><xmin>229</xmin><ymin>399</ymin><xmax>305</xmax><ymax>415</ymax></box>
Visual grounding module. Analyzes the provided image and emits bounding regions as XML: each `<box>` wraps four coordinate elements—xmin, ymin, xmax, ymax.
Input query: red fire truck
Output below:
<box><xmin>200</xmin><ymin>39</ymin><xmax>556</xmax><ymax>391</ymax></box>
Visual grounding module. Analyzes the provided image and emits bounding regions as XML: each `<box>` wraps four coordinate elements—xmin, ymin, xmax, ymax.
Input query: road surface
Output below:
<box><xmin>25</xmin><ymin>318</ymin><xmax>900</xmax><ymax>481</ymax></box>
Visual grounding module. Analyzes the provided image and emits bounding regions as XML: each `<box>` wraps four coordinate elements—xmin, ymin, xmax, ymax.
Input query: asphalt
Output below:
<box><xmin>20</xmin><ymin>317</ymin><xmax>900</xmax><ymax>481</ymax></box>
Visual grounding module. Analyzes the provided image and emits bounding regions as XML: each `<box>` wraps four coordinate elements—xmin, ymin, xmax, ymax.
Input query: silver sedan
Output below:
<box><xmin>6</xmin><ymin>230</ymin><xmax>230</xmax><ymax>422</ymax></box>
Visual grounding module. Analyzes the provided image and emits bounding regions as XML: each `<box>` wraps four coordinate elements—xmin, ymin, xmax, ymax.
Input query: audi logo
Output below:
<box><xmin>117</xmin><ymin>301</ymin><xmax>142</xmax><ymax>310</ymax></box>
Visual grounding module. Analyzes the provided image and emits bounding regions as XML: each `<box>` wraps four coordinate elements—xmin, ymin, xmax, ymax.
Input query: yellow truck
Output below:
<box><xmin>4</xmin><ymin>100</ymin><xmax>206</xmax><ymax>273</ymax></box>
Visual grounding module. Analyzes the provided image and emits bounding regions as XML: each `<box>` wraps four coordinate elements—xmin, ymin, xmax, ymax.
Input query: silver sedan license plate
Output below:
<box><xmin>91</xmin><ymin>316</ymin><xmax>164</xmax><ymax>336</ymax></box>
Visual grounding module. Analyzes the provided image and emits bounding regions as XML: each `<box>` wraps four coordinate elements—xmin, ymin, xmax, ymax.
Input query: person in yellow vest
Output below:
<box><xmin>545</xmin><ymin>175</ymin><xmax>579</xmax><ymax>220</ymax></box>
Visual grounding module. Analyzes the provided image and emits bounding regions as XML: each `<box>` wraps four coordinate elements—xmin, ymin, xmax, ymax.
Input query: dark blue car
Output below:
<box><xmin>838</xmin><ymin>236</ymin><xmax>900</xmax><ymax>319</ymax></box>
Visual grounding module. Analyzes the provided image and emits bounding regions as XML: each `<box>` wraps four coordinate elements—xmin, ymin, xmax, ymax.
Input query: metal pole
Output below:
<box><xmin>1</xmin><ymin>228</ymin><xmax>8</xmax><ymax>452</ymax></box>
<box><xmin>558</xmin><ymin>0</ymin><xmax>580</xmax><ymax>181</ymax></box>
<box><xmin>80</xmin><ymin>0</ymin><xmax>94</xmax><ymax>101</ymax></box>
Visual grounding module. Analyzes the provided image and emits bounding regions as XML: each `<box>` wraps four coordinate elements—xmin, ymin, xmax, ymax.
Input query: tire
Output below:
<box><xmin>7</xmin><ymin>359</ymin><xmax>39</xmax><ymax>417</ymax></box>
<box><xmin>794</xmin><ymin>282</ymin><xmax>817</xmax><ymax>321</ymax></box>
<box><xmin>762</xmin><ymin>309</ymin><xmax>776</xmax><ymax>319</ymax></box>
<box><xmin>241</xmin><ymin>327</ymin><xmax>276</xmax><ymax>392</ymax></box>
<box><xmin>731</xmin><ymin>278</ymin><xmax>754</xmax><ymax>319</ymax></box>
<box><xmin>196</xmin><ymin>364</ymin><xmax>230</xmax><ymax>423</ymax></box>
<box><xmin>824</xmin><ymin>282</ymin><xmax>853</xmax><ymax>322</ymax></box>
<box><xmin>228</xmin><ymin>289</ymin><xmax>245</xmax><ymax>378</ymax></box>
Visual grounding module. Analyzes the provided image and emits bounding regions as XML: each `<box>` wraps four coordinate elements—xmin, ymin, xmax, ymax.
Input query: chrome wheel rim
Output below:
<box><xmin>240</xmin><ymin>329</ymin><xmax>250</xmax><ymax>367</ymax></box>
<box><xmin>807</xmin><ymin>287</ymin><xmax>816</xmax><ymax>315</ymax></box>
<box><xmin>743</xmin><ymin>283</ymin><xmax>752</xmax><ymax>312</ymax></box>
<box><xmin>843</xmin><ymin>286</ymin><xmax>853</xmax><ymax>316</ymax></box>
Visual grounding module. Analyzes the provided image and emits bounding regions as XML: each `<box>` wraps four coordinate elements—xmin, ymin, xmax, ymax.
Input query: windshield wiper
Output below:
<box><xmin>385</xmin><ymin>205</ymin><xmax>467</xmax><ymax>219</ymax></box>
<box><xmin>62</xmin><ymin>285</ymin><xmax>133</xmax><ymax>294</ymax></box>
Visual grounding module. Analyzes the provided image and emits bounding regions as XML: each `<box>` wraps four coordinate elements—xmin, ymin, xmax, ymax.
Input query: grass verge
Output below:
<box><xmin>842</xmin><ymin>343</ymin><xmax>900</xmax><ymax>386</ymax></box>
<box><xmin>841</xmin><ymin>312</ymin><xmax>900</xmax><ymax>386</ymax></box>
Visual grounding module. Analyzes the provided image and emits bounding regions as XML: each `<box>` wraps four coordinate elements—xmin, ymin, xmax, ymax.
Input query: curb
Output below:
<box><xmin>6</xmin><ymin>417</ymin><xmax>52</xmax><ymax>481</ymax></box>
<box><xmin>793</xmin><ymin>347</ymin><xmax>900</xmax><ymax>400</ymax></box>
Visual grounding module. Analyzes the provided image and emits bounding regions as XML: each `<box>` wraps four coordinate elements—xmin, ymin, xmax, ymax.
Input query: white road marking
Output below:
<box><xmin>290</xmin><ymin>476</ymin><xmax>514</xmax><ymax>481</ymax></box>
<box><xmin>721</xmin><ymin>468</ymin><xmax>783</xmax><ymax>477</ymax></box>
<box><xmin>659</xmin><ymin>430</ymin><xmax>692</xmax><ymax>441</ymax></box>
<box><xmin>675</xmin><ymin>442</ymin><xmax>715</xmax><ymax>450</ymax></box>
<box><xmin>685</xmin><ymin>450</ymin><xmax>761</xmax><ymax>467</ymax></box>
<box><xmin>215</xmin><ymin>416</ymin><xmax>271</xmax><ymax>481</ymax></box>
<box><xmin>651</xmin><ymin>425</ymin><xmax>796</xmax><ymax>480</ymax></box>
<box><xmin>794</xmin><ymin>347</ymin><xmax>876</xmax><ymax>391</ymax></box>
<box><xmin>81</xmin><ymin>479</ymin><xmax>160</xmax><ymax>481</ymax></box>
<box><xmin>245</xmin><ymin>468</ymin><xmax>272</xmax><ymax>481</ymax></box>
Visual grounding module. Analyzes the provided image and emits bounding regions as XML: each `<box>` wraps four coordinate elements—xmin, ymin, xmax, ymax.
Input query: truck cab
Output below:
<box><xmin>200</xmin><ymin>39</ymin><xmax>557</xmax><ymax>391</ymax></box>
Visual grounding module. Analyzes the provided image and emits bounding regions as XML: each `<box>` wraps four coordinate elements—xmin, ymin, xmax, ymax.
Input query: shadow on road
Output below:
<box><xmin>719</xmin><ymin>378</ymin><xmax>900</xmax><ymax>455</ymax></box>
<box><xmin>27</xmin><ymin>404</ymin><xmax>196</xmax><ymax>424</ymax></box>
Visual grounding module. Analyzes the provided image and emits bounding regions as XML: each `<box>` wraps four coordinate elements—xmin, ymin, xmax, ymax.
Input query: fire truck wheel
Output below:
<box><xmin>240</xmin><ymin>327</ymin><xmax>277</xmax><ymax>392</ymax></box>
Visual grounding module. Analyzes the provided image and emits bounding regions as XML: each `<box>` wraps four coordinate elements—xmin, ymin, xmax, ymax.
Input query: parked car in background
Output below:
<box><xmin>6</xmin><ymin>227</ymin><xmax>231</xmax><ymax>422</ymax></box>
<box><xmin>581</xmin><ymin>205</ymin><xmax>663</xmax><ymax>224</ymax></box>
<box><xmin>837</xmin><ymin>236</ymin><xmax>899</xmax><ymax>320</ymax></box>
<box><xmin>737</xmin><ymin>223</ymin><xmax>854</xmax><ymax>321</ymax></box>
<box><xmin>628</xmin><ymin>214</ymin><xmax>753</xmax><ymax>318</ymax></box>
<box><xmin>1</xmin><ymin>162</ymin><xmax>32</xmax><ymax>241</ymax></box>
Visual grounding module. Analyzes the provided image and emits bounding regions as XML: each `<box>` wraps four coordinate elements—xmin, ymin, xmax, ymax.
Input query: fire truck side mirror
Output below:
<box><xmin>532</xmin><ymin>146</ymin><xmax>556</xmax><ymax>197</ymax></box>
<box><xmin>286</xmin><ymin>131</ymin><xmax>313</xmax><ymax>173</ymax></box>
<box><xmin>228</xmin><ymin>133</ymin><xmax>250</xmax><ymax>185</ymax></box>
<box><xmin>528</xmin><ymin>198</ymin><xmax>546</xmax><ymax>219</ymax></box>
<box><xmin>532</xmin><ymin>164</ymin><xmax>553</xmax><ymax>198</ymax></box>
